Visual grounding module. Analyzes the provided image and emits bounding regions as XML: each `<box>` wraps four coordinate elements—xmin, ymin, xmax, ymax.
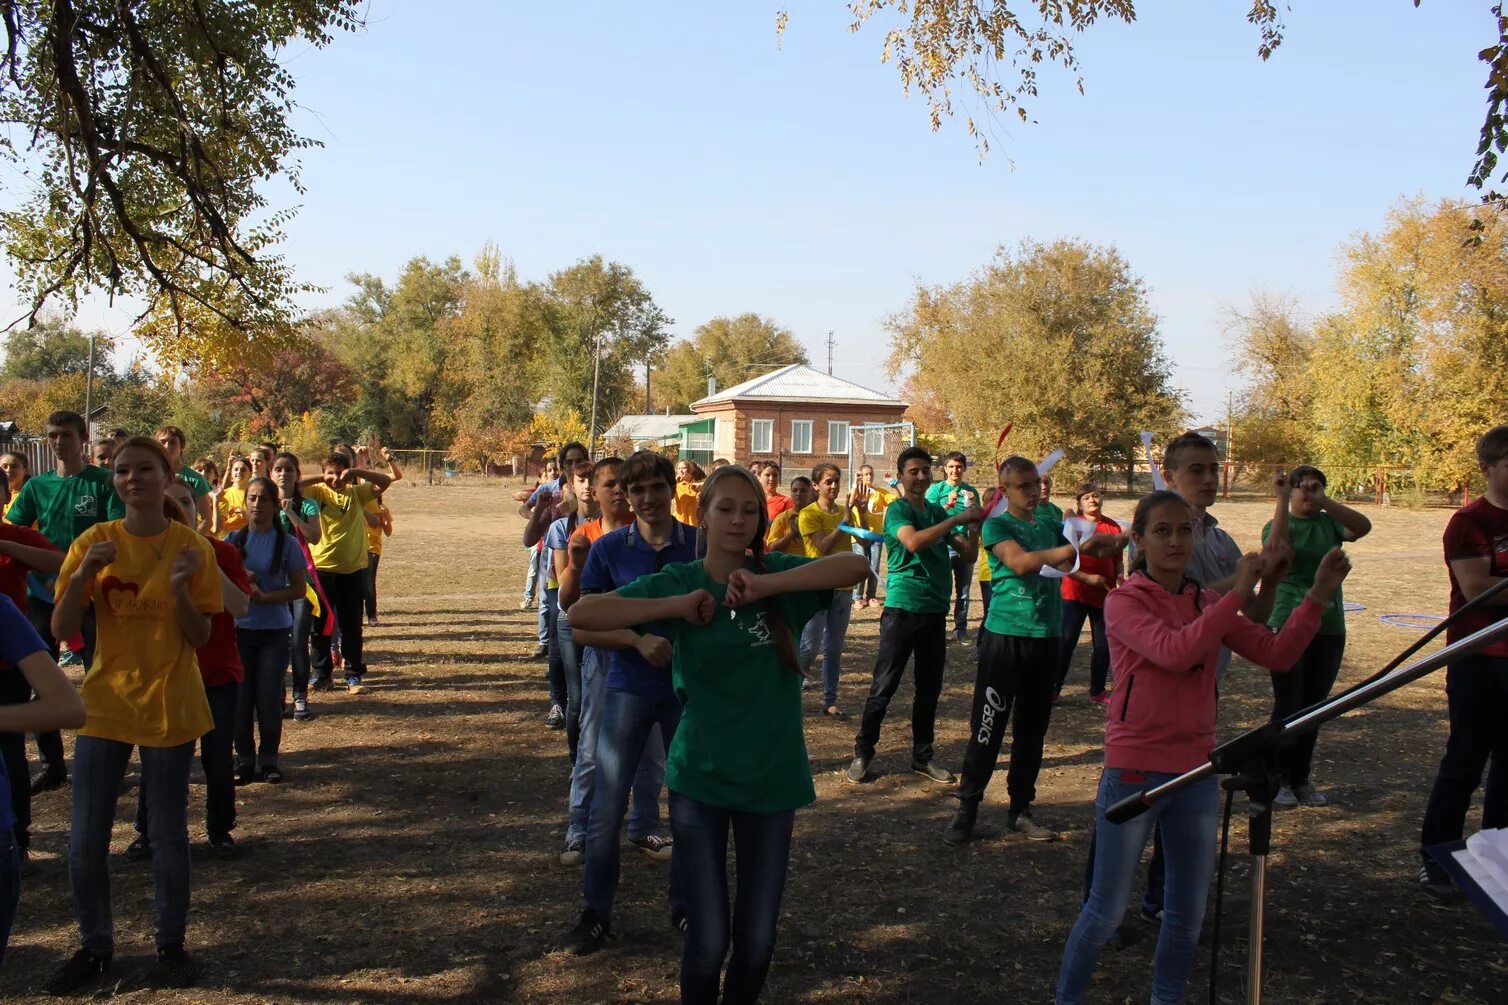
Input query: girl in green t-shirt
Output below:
<box><xmin>569</xmin><ymin>465</ymin><xmax>867</xmax><ymax>1004</ymax></box>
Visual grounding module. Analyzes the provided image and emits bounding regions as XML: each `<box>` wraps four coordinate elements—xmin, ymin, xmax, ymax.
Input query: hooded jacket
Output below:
<box><xmin>1103</xmin><ymin>572</ymin><xmax>1323</xmax><ymax>774</ymax></box>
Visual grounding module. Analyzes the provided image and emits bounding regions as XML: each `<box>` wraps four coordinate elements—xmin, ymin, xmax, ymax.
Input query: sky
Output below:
<box><xmin>0</xmin><ymin>2</ymin><xmax>1493</xmax><ymax>424</ymax></box>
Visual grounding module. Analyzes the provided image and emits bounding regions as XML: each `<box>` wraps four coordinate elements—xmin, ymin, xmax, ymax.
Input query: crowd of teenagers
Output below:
<box><xmin>0</xmin><ymin>411</ymin><xmax>399</xmax><ymax>991</ymax></box>
<box><xmin>517</xmin><ymin>426</ymin><xmax>1508</xmax><ymax>1004</ymax></box>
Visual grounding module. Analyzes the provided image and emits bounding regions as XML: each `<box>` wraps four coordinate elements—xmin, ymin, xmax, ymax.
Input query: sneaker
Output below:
<box><xmin>1091</xmin><ymin>692</ymin><xmax>1111</xmax><ymax>707</ymax></box>
<box><xmin>911</xmin><ymin>759</ymin><xmax>956</xmax><ymax>785</ymax></box>
<box><xmin>1420</xmin><ymin>864</ymin><xmax>1463</xmax><ymax>904</ymax></box>
<box><xmin>346</xmin><ymin>675</ymin><xmax>365</xmax><ymax>694</ymax></box>
<box><xmin>59</xmin><ymin>649</ymin><xmax>81</xmax><ymax>668</ymax></box>
<box><xmin>262</xmin><ymin>767</ymin><xmax>284</xmax><ymax>784</ymax></box>
<box><xmin>293</xmin><ymin>699</ymin><xmax>314</xmax><ymax>721</ymax></box>
<box><xmin>532</xmin><ymin>643</ymin><xmax>549</xmax><ymax>659</ymax></box>
<box><xmin>1292</xmin><ymin>782</ymin><xmax>1330</xmax><ymax>807</ymax></box>
<box><xmin>845</xmin><ymin>755</ymin><xmax>870</xmax><ymax>784</ymax></box>
<box><xmin>670</xmin><ymin>906</ymin><xmax>688</xmax><ymax>932</ymax></box>
<box><xmin>1139</xmin><ymin>904</ymin><xmax>1164</xmax><ymax>924</ymax></box>
<box><xmin>310</xmin><ymin>677</ymin><xmax>333</xmax><ymax>694</ymax></box>
<box><xmin>208</xmin><ymin>833</ymin><xmax>238</xmax><ymax>859</ymax></box>
<box><xmin>235</xmin><ymin>766</ymin><xmax>258</xmax><ymax>786</ymax></box>
<box><xmin>1272</xmin><ymin>785</ymin><xmax>1299</xmax><ymax>810</ymax></box>
<box><xmin>943</xmin><ymin>803</ymin><xmax>978</xmax><ymax>846</ymax></box>
<box><xmin>1008</xmin><ymin>810</ymin><xmax>1057</xmax><ymax>842</ymax></box>
<box><xmin>44</xmin><ymin>947</ymin><xmax>113</xmax><ymax>995</ymax></box>
<box><xmin>126</xmin><ymin>834</ymin><xmax>153</xmax><ymax>862</ymax></box>
<box><xmin>149</xmin><ymin>944</ymin><xmax>201</xmax><ymax>989</ymax></box>
<box><xmin>30</xmin><ymin>766</ymin><xmax>67</xmax><ymax>795</ymax></box>
<box><xmin>565</xmin><ymin>910</ymin><xmax>611</xmax><ymax>955</ymax></box>
<box><xmin>631</xmin><ymin>834</ymin><xmax>674</xmax><ymax>861</ymax></box>
<box><xmin>559</xmin><ymin>839</ymin><xmax>585</xmax><ymax>867</ymax></box>
<box><xmin>545</xmin><ymin>704</ymin><xmax>565</xmax><ymax>730</ymax></box>
<box><xmin>367</xmin><ymin>615</ymin><xmax>380</xmax><ymax>627</ymax></box>
<box><xmin>952</xmin><ymin>628</ymin><xmax>968</xmax><ymax>645</ymax></box>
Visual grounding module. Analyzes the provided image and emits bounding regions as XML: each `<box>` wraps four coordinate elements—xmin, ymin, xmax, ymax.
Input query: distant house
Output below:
<box><xmin>683</xmin><ymin>364</ymin><xmax>909</xmax><ymax>478</ymax></box>
<box><xmin>602</xmin><ymin>414</ymin><xmax>699</xmax><ymax>454</ymax></box>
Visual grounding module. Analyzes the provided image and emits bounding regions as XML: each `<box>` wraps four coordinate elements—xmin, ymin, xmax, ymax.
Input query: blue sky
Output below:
<box><xmin>3</xmin><ymin>2</ymin><xmax>1493</xmax><ymax>424</ymax></box>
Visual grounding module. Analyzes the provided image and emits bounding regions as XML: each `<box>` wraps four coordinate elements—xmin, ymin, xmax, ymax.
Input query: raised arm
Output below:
<box><xmin>379</xmin><ymin>447</ymin><xmax>404</xmax><ymax>483</ymax></box>
<box><xmin>1318</xmin><ymin>493</ymin><xmax>1372</xmax><ymax>542</ymax></box>
<box><xmin>725</xmin><ymin>552</ymin><xmax>869</xmax><ymax>608</ymax></box>
<box><xmin>896</xmin><ymin>506</ymin><xmax>982</xmax><ymax>554</ymax></box>
<box><xmin>570</xmin><ymin>589</ymin><xmax>710</xmax><ymax>633</ymax></box>
<box><xmin>0</xmin><ymin>534</ymin><xmax>62</xmax><ymax>574</ymax></box>
<box><xmin>345</xmin><ymin>467</ymin><xmax>392</xmax><ymax>491</ymax></box>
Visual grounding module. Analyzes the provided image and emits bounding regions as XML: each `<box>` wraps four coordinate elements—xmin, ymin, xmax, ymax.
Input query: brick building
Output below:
<box><xmin>684</xmin><ymin>364</ymin><xmax>909</xmax><ymax>479</ymax></box>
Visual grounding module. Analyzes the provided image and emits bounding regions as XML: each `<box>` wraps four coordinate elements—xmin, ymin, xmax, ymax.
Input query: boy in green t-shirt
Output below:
<box><xmin>153</xmin><ymin>424</ymin><xmax>214</xmax><ymax>527</ymax></box>
<box><xmin>946</xmin><ymin>456</ymin><xmax>1124</xmax><ymax>846</ymax></box>
<box><xmin>849</xmin><ymin>446</ymin><xmax>983</xmax><ymax>784</ymax></box>
<box><xmin>925</xmin><ymin>451</ymin><xmax>980</xmax><ymax>644</ymax></box>
<box><xmin>1262</xmin><ymin>463</ymin><xmax>1371</xmax><ymax>809</ymax></box>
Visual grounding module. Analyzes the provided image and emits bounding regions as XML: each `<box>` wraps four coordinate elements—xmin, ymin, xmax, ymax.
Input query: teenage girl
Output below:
<box><xmin>271</xmin><ymin>452</ymin><xmax>323</xmax><ymax>721</ymax></box>
<box><xmin>363</xmin><ymin>486</ymin><xmax>392</xmax><ymax>627</ymax></box>
<box><xmin>217</xmin><ymin>455</ymin><xmax>251</xmax><ymax>539</ymax></box>
<box><xmin>1056</xmin><ymin>481</ymin><xmax>1123</xmax><ymax>705</ymax></box>
<box><xmin>0</xmin><ymin>452</ymin><xmax>28</xmax><ymax>518</ymax></box>
<box><xmin>797</xmin><ymin>463</ymin><xmax>864</xmax><ymax>717</ymax></box>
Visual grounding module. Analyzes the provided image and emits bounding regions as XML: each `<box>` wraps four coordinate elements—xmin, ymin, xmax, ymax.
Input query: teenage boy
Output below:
<box><xmin>565</xmin><ymin>451</ymin><xmax>696</xmax><ymax>955</ymax></box>
<box><xmin>299</xmin><ymin>454</ymin><xmax>392</xmax><ymax>694</ymax></box>
<box><xmin>6</xmin><ymin>411</ymin><xmax>123</xmax><ymax>798</ymax></box>
<box><xmin>153</xmin><ymin>425</ymin><xmax>215</xmax><ymax>527</ymax></box>
<box><xmin>1419</xmin><ymin>424</ymin><xmax>1508</xmax><ymax>901</ymax></box>
<box><xmin>946</xmin><ymin>456</ymin><xmax>1125</xmax><ymax>846</ymax></box>
<box><xmin>849</xmin><ymin>447</ymin><xmax>983</xmax><ymax>784</ymax></box>
<box><xmin>557</xmin><ymin>458</ymin><xmax>668</xmax><ymax>871</ymax></box>
<box><xmin>926</xmin><ymin>452</ymin><xmax>979</xmax><ymax>643</ymax></box>
<box><xmin>1038</xmin><ymin>474</ymin><xmax>1064</xmax><ymax>524</ymax></box>
<box><xmin>852</xmin><ymin>465</ymin><xmax>895</xmax><ymax>609</ymax></box>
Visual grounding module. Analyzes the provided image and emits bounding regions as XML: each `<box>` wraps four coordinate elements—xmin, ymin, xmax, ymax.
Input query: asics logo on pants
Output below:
<box><xmin>977</xmin><ymin>686</ymin><xmax>1007</xmax><ymax>746</ymax></box>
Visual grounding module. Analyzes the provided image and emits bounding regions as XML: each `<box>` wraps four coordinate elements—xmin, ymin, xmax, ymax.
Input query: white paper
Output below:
<box><xmin>1141</xmin><ymin>431</ymin><xmax>1168</xmax><ymax>491</ymax></box>
<box><xmin>1447</xmin><ymin>827</ymin><xmax>1508</xmax><ymax>917</ymax></box>
<box><xmin>1038</xmin><ymin>512</ymin><xmax>1089</xmax><ymax>580</ymax></box>
<box><xmin>1037</xmin><ymin>448</ymin><xmax>1064</xmax><ymax>476</ymax></box>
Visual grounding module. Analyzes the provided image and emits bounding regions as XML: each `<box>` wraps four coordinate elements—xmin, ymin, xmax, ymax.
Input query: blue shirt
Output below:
<box><xmin>0</xmin><ymin>595</ymin><xmax>48</xmax><ymax>831</ymax></box>
<box><xmin>233</xmin><ymin>527</ymin><xmax>307</xmax><ymax>630</ymax></box>
<box><xmin>527</xmin><ymin>478</ymin><xmax>563</xmax><ymax>508</ymax></box>
<box><xmin>579</xmin><ymin>520</ymin><xmax>700</xmax><ymax>699</ymax></box>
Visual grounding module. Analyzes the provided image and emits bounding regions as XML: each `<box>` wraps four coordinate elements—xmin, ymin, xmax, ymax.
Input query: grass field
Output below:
<box><xmin>1</xmin><ymin>482</ymin><xmax>1504</xmax><ymax>1003</ymax></box>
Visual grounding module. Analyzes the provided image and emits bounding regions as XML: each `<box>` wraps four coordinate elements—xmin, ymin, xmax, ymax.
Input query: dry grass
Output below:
<box><xmin>1</xmin><ymin>485</ymin><xmax>1504</xmax><ymax>1003</ymax></box>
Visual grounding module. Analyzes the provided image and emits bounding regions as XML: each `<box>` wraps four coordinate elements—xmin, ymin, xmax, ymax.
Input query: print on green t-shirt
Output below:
<box><xmin>1263</xmin><ymin>511</ymin><xmax>1347</xmax><ymax>635</ymax></box>
<box><xmin>6</xmin><ymin>467</ymin><xmax>123</xmax><ymax>547</ymax></box>
<box><xmin>615</xmin><ymin>551</ymin><xmax>830</xmax><ymax>813</ymax></box>
<box><xmin>882</xmin><ymin>498</ymin><xmax>955</xmax><ymax>615</ymax></box>
<box><xmin>926</xmin><ymin>480</ymin><xmax>979</xmax><ymax>521</ymax></box>
<box><xmin>981</xmin><ymin>509</ymin><xmax>1066</xmax><ymax>638</ymax></box>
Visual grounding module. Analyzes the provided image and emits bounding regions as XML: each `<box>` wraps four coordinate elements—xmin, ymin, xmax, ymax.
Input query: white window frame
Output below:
<box><xmin>751</xmin><ymin>418</ymin><xmax>773</xmax><ymax>454</ymax></box>
<box><xmin>828</xmin><ymin>420</ymin><xmax>850</xmax><ymax>455</ymax></box>
<box><xmin>863</xmin><ymin>426</ymin><xmax>884</xmax><ymax>455</ymax></box>
<box><xmin>791</xmin><ymin>419</ymin><xmax>813</xmax><ymax>454</ymax></box>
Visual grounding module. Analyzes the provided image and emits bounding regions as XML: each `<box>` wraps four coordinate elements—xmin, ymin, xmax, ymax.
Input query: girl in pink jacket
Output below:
<box><xmin>1056</xmin><ymin>490</ymin><xmax>1351</xmax><ymax>1005</ymax></box>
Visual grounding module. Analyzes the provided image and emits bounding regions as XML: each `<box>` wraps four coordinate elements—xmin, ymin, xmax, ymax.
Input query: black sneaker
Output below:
<box><xmin>911</xmin><ymin>759</ymin><xmax>956</xmax><ymax>785</ymax></box>
<box><xmin>670</xmin><ymin>906</ymin><xmax>688</xmax><ymax>933</ymax></box>
<box><xmin>262</xmin><ymin>767</ymin><xmax>284</xmax><ymax>784</ymax></box>
<box><xmin>943</xmin><ymin>804</ymin><xmax>977</xmax><ymax>846</ymax></box>
<box><xmin>30</xmin><ymin>766</ymin><xmax>67</xmax><ymax>795</ymax></box>
<box><xmin>1420</xmin><ymin>864</ymin><xmax>1464</xmax><ymax>904</ymax></box>
<box><xmin>149</xmin><ymin>944</ymin><xmax>201</xmax><ymax>988</ymax></box>
<box><xmin>565</xmin><ymin>910</ymin><xmax>611</xmax><ymax>955</ymax></box>
<box><xmin>126</xmin><ymin>834</ymin><xmax>152</xmax><ymax>862</ymax></box>
<box><xmin>44</xmin><ymin>947</ymin><xmax>112</xmax><ymax>995</ymax></box>
<box><xmin>532</xmin><ymin>643</ymin><xmax>549</xmax><ymax>659</ymax></box>
<box><xmin>208</xmin><ymin>833</ymin><xmax>238</xmax><ymax>860</ymax></box>
<box><xmin>630</xmin><ymin>833</ymin><xmax>673</xmax><ymax>861</ymax></box>
<box><xmin>293</xmin><ymin>698</ymin><xmax>315</xmax><ymax>721</ymax></box>
<box><xmin>845</xmin><ymin>755</ymin><xmax>870</xmax><ymax>784</ymax></box>
<box><xmin>235</xmin><ymin>766</ymin><xmax>258</xmax><ymax>786</ymax></box>
<box><xmin>545</xmin><ymin>704</ymin><xmax>565</xmax><ymax>729</ymax></box>
<box><xmin>310</xmin><ymin>677</ymin><xmax>333</xmax><ymax>693</ymax></box>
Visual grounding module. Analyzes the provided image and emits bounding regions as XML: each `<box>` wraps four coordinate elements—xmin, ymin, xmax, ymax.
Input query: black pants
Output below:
<box><xmin>312</xmin><ymin>569</ymin><xmax>366</xmax><ymax>681</ymax></box>
<box><xmin>976</xmin><ymin>581</ymin><xmax>993</xmax><ymax>645</ymax></box>
<box><xmin>958</xmin><ymin>631</ymin><xmax>1057</xmax><ymax>813</ymax></box>
<box><xmin>1270</xmin><ymin>633</ymin><xmax>1345</xmax><ymax>787</ymax></box>
<box><xmin>1056</xmin><ymin>600</ymin><xmax>1109</xmax><ymax>697</ymax></box>
<box><xmin>136</xmin><ymin>681</ymin><xmax>238</xmax><ymax>840</ymax></box>
<box><xmin>949</xmin><ymin>554</ymin><xmax>972</xmax><ymax>635</ymax></box>
<box><xmin>854</xmin><ymin>609</ymin><xmax>946</xmax><ymax>763</ymax></box>
<box><xmin>364</xmin><ymin>552</ymin><xmax>381</xmax><ymax>620</ymax></box>
<box><xmin>1420</xmin><ymin>656</ymin><xmax>1508</xmax><ymax>865</ymax></box>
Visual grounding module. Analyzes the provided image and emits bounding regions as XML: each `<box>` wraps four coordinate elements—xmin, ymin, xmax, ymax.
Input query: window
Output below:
<box><xmin>791</xmin><ymin>420</ymin><xmax>813</xmax><ymax>454</ymax></box>
<box><xmin>863</xmin><ymin>426</ymin><xmax>884</xmax><ymax>455</ymax></box>
<box><xmin>828</xmin><ymin>421</ymin><xmax>850</xmax><ymax>455</ymax></box>
<box><xmin>751</xmin><ymin>419</ymin><xmax>773</xmax><ymax>453</ymax></box>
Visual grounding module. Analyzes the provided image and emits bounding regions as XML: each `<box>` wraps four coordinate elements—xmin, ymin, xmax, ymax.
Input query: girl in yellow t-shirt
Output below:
<box><xmin>49</xmin><ymin>436</ymin><xmax>222</xmax><ymax>991</ymax></box>
<box><xmin>217</xmin><ymin>455</ymin><xmax>251</xmax><ymax>539</ymax></box>
<box><xmin>674</xmin><ymin>459</ymin><xmax>704</xmax><ymax>526</ymax></box>
<box><xmin>363</xmin><ymin>487</ymin><xmax>393</xmax><ymax>626</ymax></box>
<box><xmin>765</xmin><ymin>477</ymin><xmax>813</xmax><ymax>556</ymax></box>
<box><xmin>0</xmin><ymin>450</ymin><xmax>28</xmax><ymax>519</ymax></box>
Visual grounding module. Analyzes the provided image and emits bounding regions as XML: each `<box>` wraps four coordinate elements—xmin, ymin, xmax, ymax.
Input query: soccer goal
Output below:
<box><xmin>846</xmin><ymin>421</ymin><xmax>916</xmax><ymax>484</ymax></box>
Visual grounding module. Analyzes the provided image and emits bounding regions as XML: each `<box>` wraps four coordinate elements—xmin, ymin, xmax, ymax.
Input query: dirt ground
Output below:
<box><xmin>2</xmin><ymin>481</ymin><xmax>1505</xmax><ymax>1003</ymax></box>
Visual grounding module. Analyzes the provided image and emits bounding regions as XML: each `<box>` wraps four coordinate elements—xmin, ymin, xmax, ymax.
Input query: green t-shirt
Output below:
<box><xmin>982</xmin><ymin>508</ymin><xmax>1066</xmax><ymax>637</ymax></box>
<box><xmin>6</xmin><ymin>467</ymin><xmax>123</xmax><ymax>547</ymax></box>
<box><xmin>1263</xmin><ymin>511</ymin><xmax>1347</xmax><ymax>635</ymax></box>
<box><xmin>1037</xmin><ymin>499</ymin><xmax>1065</xmax><ymax>525</ymax></box>
<box><xmin>276</xmin><ymin>497</ymin><xmax>320</xmax><ymax>533</ymax></box>
<box><xmin>616</xmin><ymin>552</ymin><xmax>829</xmax><ymax>813</ymax></box>
<box><xmin>882</xmin><ymin>497</ymin><xmax>957</xmax><ymax>615</ymax></box>
<box><xmin>176</xmin><ymin>466</ymin><xmax>212</xmax><ymax>499</ymax></box>
<box><xmin>926</xmin><ymin>480</ymin><xmax>979</xmax><ymax>520</ymax></box>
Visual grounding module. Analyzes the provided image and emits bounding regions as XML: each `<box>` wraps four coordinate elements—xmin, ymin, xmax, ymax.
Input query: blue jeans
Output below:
<box><xmin>543</xmin><ymin>588</ymin><xmax>564</xmax><ymax>708</ymax></box>
<box><xmin>671</xmin><ymin>792</ymin><xmax>795</xmax><ymax>1005</ymax></box>
<box><xmin>290</xmin><ymin>598</ymin><xmax>313</xmax><ymax>701</ymax></box>
<box><xmin>1057</xmin><ymin>769</ymin><xmax>1219</xmax><ymax>1005</ymax></box>
<box><xmin>237</xmin><ymin>628</ymin><xmax>291</xmax><ymax>769</ymax></box>
<box><xmin>0</xmin><ymin>828</ymin><xmax>17</xmax><ymax>967</ymax></box>
<box><xmin>852</xmin><ymin>540</ymin><xmax>881</xmax><ymax>602</ymax></box>
<box><xmin>137</xmin><ymin>682</ymin><xmax>237</xmax><ymax>841</ymax></box>
<box><xmin>566</xmin><ymin>649</ymin><xmax>664</xmax><ymax>845</ymax></box>
<box><xmin>558</xmin><ymin>607</ymin><xmax>583</xmax><ymax>760</ymax></box>
<box><xmin>799</xmin><ymin>591</ymin><xmax>854</xmax><ymax>708</ymax></box>
<box><xmin>71</xmin><ymin>737</ymin><xmax>196</xmax><ymax>953</ymax></box>
<box><xmin>583</xmin><ymin>686</ymin><xmax>683</xmax><ymax>920</ymax></box>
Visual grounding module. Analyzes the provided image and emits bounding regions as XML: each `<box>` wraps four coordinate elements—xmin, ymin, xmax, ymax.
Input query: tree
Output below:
<box><xmin>199</xmin><ymin>341</ymin><xmax>354</xmax><ymax>438</ymax></box>
<box><xmin>651</xmin><ymin>314</ymin><xmax>809</xmax><ymax>413</ymax></box>
<box><xmin>1225</xmin><ymin>293</ymin><xmax>1314</xmax><ymax>465</ymax></box>
<box><xmin>1</xmin><ymin>316</ymin><xmax>114</xmax><ymax>381</ymax></box>
<box><xmin>886</xmin><ymin>239</ymin><xmax>1185</xmax><ymax>482</ymax></box>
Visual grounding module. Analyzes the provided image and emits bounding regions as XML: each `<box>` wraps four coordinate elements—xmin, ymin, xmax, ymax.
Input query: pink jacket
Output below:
<box><xmin>1103</xmin><ymin>573</ymin><xmax>1323</xmax><ymax>774</ymax></box>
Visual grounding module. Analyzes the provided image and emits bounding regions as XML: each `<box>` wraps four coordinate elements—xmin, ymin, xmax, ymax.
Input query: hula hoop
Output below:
<box><xmin>839</xmin><ymin>524</ymin><xmax>884</xmax><ymax>544</ymax></box>
<box><xmin>1379</xmin><ymin>613</ymin><xmax>1443</xmax><ymax>630</ymax></box>
<box><xmin>1342</xmin><ymin>601</ymin><xmax>1365</xmax><ymax>613</ymax></box>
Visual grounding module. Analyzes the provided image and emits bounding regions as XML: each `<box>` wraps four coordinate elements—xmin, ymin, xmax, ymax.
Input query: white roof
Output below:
<box><xmin>602</xmin><ymin>414</ymin><xmax>699</xmax><ymax>442</ymax></box>
<box><xmin>693</xmin><ymin>364</ymin><xmax>904</xmax><ymax>408</ymax></box>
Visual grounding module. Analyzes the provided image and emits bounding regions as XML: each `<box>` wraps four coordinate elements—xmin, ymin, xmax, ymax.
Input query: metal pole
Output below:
<box><xmin>1247</xmin><ymin>855</ymin><xmax>1266</xmax><ymax>1004</ymax></box>
<box><xmin>83</xmin><ymin>331</ymin><xmax>96</xmax><ymax>434</ymax></box>
<box><xmin>588</xmin><ymin>330</ymin><xmax>602</xmax><ymax>459</ymax></box>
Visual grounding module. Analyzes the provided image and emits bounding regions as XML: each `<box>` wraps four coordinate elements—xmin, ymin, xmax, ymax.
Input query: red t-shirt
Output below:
<box><xmin>198</xmin><ymin>537</ymin><xmax>252</xmax><ymax>686</ymax></box>
<box><xmin>766</xmin><ymin>493</ymin><xmax>795</xmax><ymax>523</ymax></box>
<box><xmin>1060</xmin><ymin>514</ymin><xmax>1124</xmax><ymax>608</ymax></box>
<box><xmin>0</xmin><ymin>523</ymin><xmax>58</xmax><ymax>610</ymax></box>
<box><xmin>1444</xmin><ymin>497</ymin><xmax>1508</xmax><ymax>659</ymax></box>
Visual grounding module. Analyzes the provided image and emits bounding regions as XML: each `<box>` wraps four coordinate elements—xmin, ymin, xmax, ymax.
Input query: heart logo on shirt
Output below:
<box><xmin>100</xmin><ymin>575</ymin><xmax>140</xmax><ymax>614</ymax></box>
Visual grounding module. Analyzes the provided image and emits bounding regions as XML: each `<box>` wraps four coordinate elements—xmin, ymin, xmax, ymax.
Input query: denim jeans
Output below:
<box><xmin>71</xmin><ymin>737</ymin><xmax>196</xmax><ymax>953</ymax></box>
<box><xmin>522</xmin><ymin>545</ymin><xmax>546</xmax><ymax>604</ymax></box>
<box><xmin>950</xmin><ymin>553</ymin><xmax>972</xmax><ymax>635</ymax></box>
<box><xmin>852</xmin><ymin>540</ymin><xmax>881</xmax><ymax>602</ymax></box>
<box><xmin>543</xmin><ymin>588</ymin><xmax>565</xmax><ymax>709</ymax></box>
<box><xmin>583</xmin><ymin>686</ymin><xmax>683</xmax><ymax>920</ymax></box>
<box><xmin>1056</xmin><ymin>769</ymin><xmax>1219</xmax><ymax>1005</ymax></box>
<box><xmin>1270</xmin><ymin>633</ymin><xmax>1345</xmax><ymax>787</ymax></box>
<box><xmin>798</xmin><ymin>591</ymin><xmax>854</xmax><ymax>708</ymax></box>
<box><xmin>290</xmin><ymin>598</ymin><xmax>313</xmax><ymax>702</ymax></box>
<box><xmin>312</xmin><ymin>569</ymin><xmax>366</xmax><ymax>681</ymax></box>
<box><xmin>137</xmin><ymin>682</ymin><xmax>237</xmax><ymax>841</ymax></box>
<box><xmin>566</xmin><ymin>648</ymin><xmax>665</xmax><ymax>846</ymax></box>
<box><xmin>671</xmin><ymin>792</ymin><xmax>795</xmax><ymax>1005</ymax></box>
<box><xmin>1057</xmin><ymin>600</ymin><xmax>1109</xmax><ymax>697</ymax></box>
<box><xmin>855</xmin><ymin>609</ymin><xmax>947</xmax><ymax>763</ymax></box>
<box><xmin>1420</xmin><ymin>655</ymin><xmax>1508</xmax><ymax>864</ymax></box>
<box><xmin>237</xmin><ymin>628</ymin><xmax>292</xmax><ymax>769</ymax></box>
<box><xmin>0</xmin><ymin>827</ymin><xmax>17</xmax><ymax>967</ymax></box>
<box><xmin>532</xmin><ymin>549</ymin><xmax>551</xmax><ymax>645</ymax></box>
<box><xmin>558</xmin><ymin>607</ymin><xmax>583</xmax><ymax>760</ymax></box>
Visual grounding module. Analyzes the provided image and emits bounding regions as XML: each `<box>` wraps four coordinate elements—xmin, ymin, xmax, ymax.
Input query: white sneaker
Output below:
<box><xmin>1272</xmin><ymin>785</ymin><xmax>1299</xmax><ymax>809</ymax></box>
<box><xmin>1292</xmin><ymin>782</ymin><xmax>1330</xmax><ymax>807</ymax></box>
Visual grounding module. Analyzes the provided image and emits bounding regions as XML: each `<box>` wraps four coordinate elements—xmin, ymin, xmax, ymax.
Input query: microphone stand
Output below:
<box><xmin>1105</xmin><ymin>616</ymin><xmax>1508</xmax><ymax>1004</ymax></box>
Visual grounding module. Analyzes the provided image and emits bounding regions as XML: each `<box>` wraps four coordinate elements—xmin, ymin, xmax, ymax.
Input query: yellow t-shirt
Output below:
<box><xmin>859</xmin><ymin>486</ymin><xmax>896</xmax><ymax>533</ymax></box>
<box><xmin>766</xmin><ymin>510</ymin><xmax>804</xmax><ymax>556</ymax></box>
<box><xmin>307</xmin><ymin>481</ymin><xmax>377</xmax><ymax>574</ymax></box>
<box><xmin>798</xmin><ymin>502</ymin><xmax>849</xmax><ymax>559</ymax></box>
<box><xmin>365</xmin><ymin>500</ymin><xmax>391</xmax><ymax>556</ymax></box>
<box><xmin>218</xmin><ymin>485</ymin><xmax>248</xmax><ymax>538</ymax></box>
<box><xmin>674</xmin><ymin>482</ymin><xmax>700</xmax><ymax>526</ymax></box>
<box><xmin>978</xmin><ymin>540</ymin><xmax>993</xmax><ymax>583</ymax></box>
<box><xmin>56</xmin><ymin>520</ymin><xmax>221</xmax><ymax>747</ymax></box>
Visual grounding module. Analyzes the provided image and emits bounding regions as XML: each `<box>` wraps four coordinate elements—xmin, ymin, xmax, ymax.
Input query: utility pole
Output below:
<box><xmin>644</xmin><ymin>360</ymin><xmax>651</xmax><ymax>414</ymax></box>
<box><xmin>588</xmin><ymin>328</ymin><xmax>603</xmax><ymax>459</ymax></box>
<box><xmin>83</xmin><ymin>331</ymin><xmax>96</xmax><ymax>435</ymax></box>
<box><xmin>826</xmin><ymin>330</ymin><xmax>835</xmax><ymax>375</ymax></box>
